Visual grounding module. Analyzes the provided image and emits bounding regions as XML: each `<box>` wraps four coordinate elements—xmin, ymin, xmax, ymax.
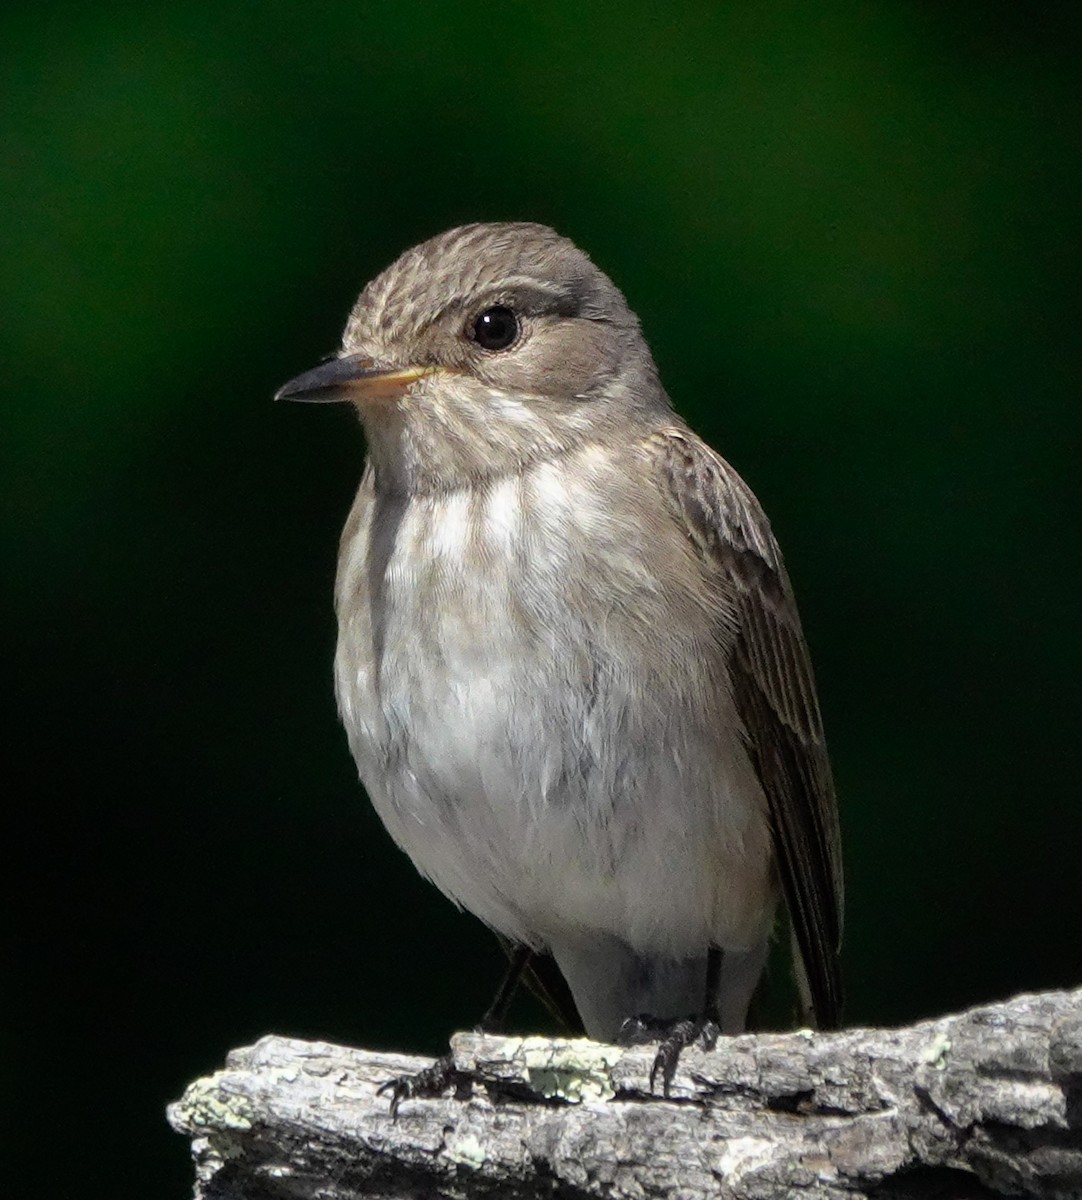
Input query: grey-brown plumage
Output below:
<box><xmin>277</xmin><ymin>222</ymin><xmax>843</xmax><ymax>1038</ymax></box>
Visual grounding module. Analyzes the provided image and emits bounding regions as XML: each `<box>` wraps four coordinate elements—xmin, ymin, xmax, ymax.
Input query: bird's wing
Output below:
<box><xmin>649</xmin><ymin>426</ymin><xmax>844</xmax><ymax>1028</ymax></box>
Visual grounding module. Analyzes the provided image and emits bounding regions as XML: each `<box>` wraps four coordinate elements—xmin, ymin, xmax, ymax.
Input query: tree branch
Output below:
<box><xmin>168</xmin><ymin>986</ymin><xmax>1082</xmax><ymax>1198</ymax></box>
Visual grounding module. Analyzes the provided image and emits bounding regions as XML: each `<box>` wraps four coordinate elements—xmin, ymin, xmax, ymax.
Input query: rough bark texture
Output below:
<box><xmin>168</xmin><ymin>987</ymin><xmax>1082</xmax><ymax>1199</ymax></box>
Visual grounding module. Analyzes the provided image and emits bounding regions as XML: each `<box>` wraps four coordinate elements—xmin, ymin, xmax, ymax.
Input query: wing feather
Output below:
<box><xmin>650</xmin><ymin>427</ymin><xmax>844</xmax><ymax>1028</ymax></box>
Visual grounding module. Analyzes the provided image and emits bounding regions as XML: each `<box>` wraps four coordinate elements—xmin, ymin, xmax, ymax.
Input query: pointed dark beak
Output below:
<box><xmin>274</xmin><ymin>353</ymin><xmax>433</xmax><ymax>404</ymax></box>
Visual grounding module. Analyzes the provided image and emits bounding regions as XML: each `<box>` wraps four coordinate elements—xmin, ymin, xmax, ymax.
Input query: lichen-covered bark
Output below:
<box><xmin>168</xmin><ymin>987</ymin><xmax>1082</xmax><ymax>1199</ymax></box>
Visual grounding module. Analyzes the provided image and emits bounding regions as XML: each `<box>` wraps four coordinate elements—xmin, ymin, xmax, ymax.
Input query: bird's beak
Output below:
<box><xmin>274</xmin><ymin>353</ymin><xmax>433</xmax><ymax>404</ymax></box>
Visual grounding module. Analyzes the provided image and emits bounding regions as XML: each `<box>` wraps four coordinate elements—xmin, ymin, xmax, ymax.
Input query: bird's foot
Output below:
<box><xmin>617</xmin><ymin>1012</ymin><xmax>720</xmax><ymax>1097</ymax></box>
<box><xmin>377</xmin><ymin>1052</ymin><xmax>476</xmax><ymax>1119</ymax></box>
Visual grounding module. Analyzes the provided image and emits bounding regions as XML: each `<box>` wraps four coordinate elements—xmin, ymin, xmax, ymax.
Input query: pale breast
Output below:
<box><xmin>333</xmin><ymin>450</ymin><xmax>774</xmax><ymax>956</ymax></box>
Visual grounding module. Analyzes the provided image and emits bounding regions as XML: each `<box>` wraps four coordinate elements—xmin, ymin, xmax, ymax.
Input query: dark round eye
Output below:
<box><xmin>472</xmin><ymin>306</ymin><xmax>519</xmax><ymax>351</ymax></box>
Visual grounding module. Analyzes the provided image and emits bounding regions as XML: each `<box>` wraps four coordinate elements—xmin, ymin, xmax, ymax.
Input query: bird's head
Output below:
<box><xmin>276</xmin><ymin>222</ymin><xmax>666</xmax><ymax>493</ymax></box>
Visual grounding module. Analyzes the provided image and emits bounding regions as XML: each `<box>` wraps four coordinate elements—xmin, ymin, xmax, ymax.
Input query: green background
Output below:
<box><xmin>5</xmin><ymin>3</ymin><xmax>1080</xmax><ymax>1196</ymax></box>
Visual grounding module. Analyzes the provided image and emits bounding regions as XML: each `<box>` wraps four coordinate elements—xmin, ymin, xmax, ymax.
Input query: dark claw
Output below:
<box><xmin>652</xmin><ymin>1015</ymin><xmax>720</xmax><ymax>1096</ymax></box>
<box><xmin>618</xmin><ymin>1013</ymin><xmax>721</xmax><ymax>1096</ymax></box>
<box><xmin>376</xmin><ymin>1052</ymin><xmax>474</xmax><ymax>1119</ymax></box>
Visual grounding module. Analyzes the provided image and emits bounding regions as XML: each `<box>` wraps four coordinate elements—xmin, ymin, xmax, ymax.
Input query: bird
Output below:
<box><xmin>276</xmin><ymin>222</ymin><xmax>843</xmax><ymax>1094</ymax></box>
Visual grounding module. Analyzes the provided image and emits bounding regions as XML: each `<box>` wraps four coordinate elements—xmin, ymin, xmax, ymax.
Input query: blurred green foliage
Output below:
<box><xmin>4</xmin><ymin>3</ymin><xmax>1080</xmax><ymax>1196</ymax></box>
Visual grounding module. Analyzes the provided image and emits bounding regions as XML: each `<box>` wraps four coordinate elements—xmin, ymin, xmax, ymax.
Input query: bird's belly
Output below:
<box><xmin>334</xmin><ymin>479</ymin><xmax>773</xmax><ymax>956</ymax></box>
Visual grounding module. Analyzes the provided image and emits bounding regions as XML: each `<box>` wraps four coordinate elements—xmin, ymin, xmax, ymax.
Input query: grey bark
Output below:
<box><xmin>168</xmin><ymin>986</ymin><xmax>1082</xmax><ymax>1199</ymax></box>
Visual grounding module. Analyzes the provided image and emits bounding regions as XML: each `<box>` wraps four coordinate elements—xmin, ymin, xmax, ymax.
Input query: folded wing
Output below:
<box><xmin>650</xmin><ymin>427</ymin><xmax>844</xmax><ymax>1028</ymax></box>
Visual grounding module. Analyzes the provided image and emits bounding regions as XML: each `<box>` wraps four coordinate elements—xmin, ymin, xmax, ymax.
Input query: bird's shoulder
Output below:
<box><xmin>640</xmin><ymin>423</ymin><xmax>785</xmax><ymax>595</ymax></box>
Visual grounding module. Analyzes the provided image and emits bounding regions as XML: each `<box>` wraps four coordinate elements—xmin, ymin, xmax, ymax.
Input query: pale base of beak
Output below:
<box><xmin>344</xmin><ymin>365</ymin><xmax>434</xmax><ymax>402</ymax></box>
<box><xmin>275</xmin><ymin>358</ymin><xmax>436</xmax><ymax>404</ymax></box>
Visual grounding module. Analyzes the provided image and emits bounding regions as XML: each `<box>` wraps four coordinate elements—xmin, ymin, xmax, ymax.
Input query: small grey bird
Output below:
<box><xmin>277</xmin><ymin>223</ymin><xmax>842</xmax><ymax>1065</ymax></box>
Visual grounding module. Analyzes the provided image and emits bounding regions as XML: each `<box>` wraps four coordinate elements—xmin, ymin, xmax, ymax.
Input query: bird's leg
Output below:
<box><xmin>648</xmin><ymin>946</ymin><xmax>723</xmax><ymax>1095</ymax></box>
<box><xmin>618</xmin><ymin>947</ymin><xmax>724</xmax><ymax>1097</ymax></box>
<box><xmin>378</xmin><ymin>945</ymin><xmax>534</xmax><ymax>1117</ymax></box>
<box><xmin>478</xmin><ymin>944</ymin><xmax>533</xmax><ymax>1032</ymax></box>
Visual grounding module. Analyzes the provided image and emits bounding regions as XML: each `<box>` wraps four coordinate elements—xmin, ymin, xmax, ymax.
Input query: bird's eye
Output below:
<box><xmin>471</xmin><ymin>306</ymin><xmax>519</xmax><ymax>351</ymax></box>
